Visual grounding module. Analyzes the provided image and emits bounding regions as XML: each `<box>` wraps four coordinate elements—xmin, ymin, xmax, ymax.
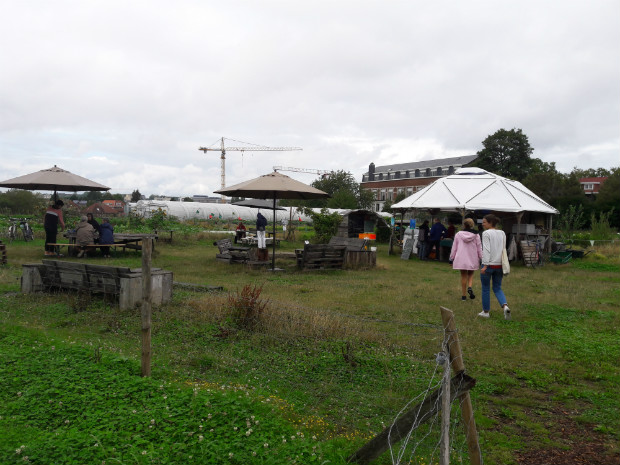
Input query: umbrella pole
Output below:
<box><xmin>272</xmin><ymin>197</ymin><xmax>277</xmax><ymax>270</ymax></box>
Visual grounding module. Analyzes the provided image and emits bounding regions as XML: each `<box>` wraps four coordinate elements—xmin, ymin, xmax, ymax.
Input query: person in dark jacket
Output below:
<box><xmin>99</xmin><ymin>218</ymin><xmax>114</xmax><ymax>258</ymax></box>
<box><xmin>44</xmin><ymin>200</ymin><xmax>65</xmax><ymax>256</ymax></box>
<box><xmin>417</xmin><ymin>220</ymin><xmax>430</xmax><ymax>260</ymax></box>
<box><xmin>256</xmin><ymin>212</ymin><xmax>268</xmax><ymax>249</ymax></box>
<box><xmin>427</xmin><ymin>218</ymin><xmax>448</xmax><ymax>260</ymax></box>
<box><xmin>86</xmin><ymin>213</ymin><xmax>101</xmax><ymax>243</ymax></box>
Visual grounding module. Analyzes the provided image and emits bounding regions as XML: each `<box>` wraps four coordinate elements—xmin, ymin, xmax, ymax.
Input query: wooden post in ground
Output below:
<box><xmin>347</xmin><ymin>372</ymin><xmax>476</xmax><ymax>465</ymax></box>
<box><xmin>440</xmin><ymin>306</ymin><xmax>482</xmax><ymax>465</ymax></box>
<box><xmin>141</xmin><ymin>236</ymin><xmax>153</xmax><ymax>377</ymax></box>
<box><xmin>440</xmin><ymin>336</ymin><xmax>451</xmax><ymax>465</ymax></box>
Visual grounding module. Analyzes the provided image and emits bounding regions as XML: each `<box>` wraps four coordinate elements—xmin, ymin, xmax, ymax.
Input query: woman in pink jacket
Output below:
<box><xmin>449</xmin><ymin>218</ymin><xmax>482</xmax><ymax>301</ymax></box>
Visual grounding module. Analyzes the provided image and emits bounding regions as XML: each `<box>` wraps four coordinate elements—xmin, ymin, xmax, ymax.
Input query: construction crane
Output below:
<box><xmin>199</xmin><ymin>137</ymin><xmax>302</xmax><ymax>202</ymax></box>
<box><xmin>273</xmin><ymin>166</ymin><xmax>333</xmax><ymax>177</ymax></box>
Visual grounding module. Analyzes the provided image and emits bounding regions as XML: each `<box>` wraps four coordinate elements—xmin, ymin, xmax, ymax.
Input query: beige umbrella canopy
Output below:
<box><xmin>0</xmin><ymin>165</ymin><xmax>110</xmax><ymax>200</ymax></box>
<box><xmin>215</xmin><ymin>171</ymin><xmax>329</xmax><ymax>270</ymax></box>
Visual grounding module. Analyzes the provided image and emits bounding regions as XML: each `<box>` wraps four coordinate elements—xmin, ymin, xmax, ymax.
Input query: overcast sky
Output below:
<box><xmin>1</xmin><ymin>1</ymin><xmax>619</xmax><ymax>197</ymax></box>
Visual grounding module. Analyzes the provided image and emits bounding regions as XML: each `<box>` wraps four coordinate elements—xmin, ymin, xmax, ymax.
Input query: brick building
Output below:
<box><xmin>579</xmin><ymin>177</ymin><xmax>607</xmax><ymax>197</ymax></box>
<box><xmin>360</xmin><ymin>155</ymin><xmax>478</xmax><ymax>212</ymax></box>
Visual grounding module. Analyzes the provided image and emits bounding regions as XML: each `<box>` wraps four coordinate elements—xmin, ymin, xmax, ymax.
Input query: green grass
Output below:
<box><xmin>1</xmin><ymin>232</ymin><xmax>619</xmax><ymax>464</ymax></box>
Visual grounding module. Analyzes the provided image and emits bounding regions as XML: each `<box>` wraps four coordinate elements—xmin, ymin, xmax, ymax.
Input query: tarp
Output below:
<box><xmin>391</xmin><ymin>167</ymin><xmax>558</xmax><ymax>214</ymax></box>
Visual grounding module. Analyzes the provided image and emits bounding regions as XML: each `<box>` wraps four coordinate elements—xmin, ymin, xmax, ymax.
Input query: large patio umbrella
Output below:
<box><xmin>232</xmin><ymin>198</ymin><xmax>286</xmax><ymax>211</ymax></box>
<box><xmin>0</xmin><ymin>165</ymin><xmax>110</xmax><ymax>201</ymax></box>
<box><xmin>215</xmin><ymin>171</ymin><xmax>329</xmax><ymax>270</ymax></box>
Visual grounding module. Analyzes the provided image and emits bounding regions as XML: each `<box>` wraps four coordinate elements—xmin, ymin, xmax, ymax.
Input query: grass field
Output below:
<box><xmin>1</xmin><ymin>233</ymin><xmax>619</xmax><ymax>464</ymax></box>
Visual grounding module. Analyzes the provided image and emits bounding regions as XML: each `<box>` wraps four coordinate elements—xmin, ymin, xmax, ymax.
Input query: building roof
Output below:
<box><xmin>365</xmin><ymin>154</ymin><xmax>478</xmax><ymax>174</ymax></box>
<box><xmin>579</xmin><ymin>177</ymin><xmax>607</xmax><ymax>183</ymax></box>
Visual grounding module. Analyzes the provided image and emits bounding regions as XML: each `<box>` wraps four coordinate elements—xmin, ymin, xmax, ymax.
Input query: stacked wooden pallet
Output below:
<box><xmin>520</xmin><ymin>241</ymin><xmax>538</xmax><ymax>267</ymax></box>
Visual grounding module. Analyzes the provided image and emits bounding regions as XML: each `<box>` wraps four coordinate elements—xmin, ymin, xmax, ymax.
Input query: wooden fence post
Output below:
<box><xmin>440</xmin><ymin>336</ymin><xmax>451</xmax><ymax>465</ymax></box>
<box><xmin>440</xmin><ymin>306</ymin><xmax>482</xmax><ymax>465</ymax></box>
<box><xmin>141</xmin><ymin>236</ymin><xmax>152</xmax><ymax>377</ymax></box>
<box><xmin>347</xmin><ymin>372</ymin><xmax>476</xmax><ymax>465</ymax></box>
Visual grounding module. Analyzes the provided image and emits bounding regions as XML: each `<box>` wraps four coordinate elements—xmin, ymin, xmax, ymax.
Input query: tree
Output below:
<box><xmin>382</xmin><ymin>192</ymin><xmax>407</xmax><ymax>214</ymax></box>
<box><xmin>596</xmin><ymin>167</ymin><xmax>620</xmax><ymax>227</ymax></box>
<box><xmin>298</xmin><ymin>170</ymin><xmax>371</xmax><ymax>209</ymax></box>
<box><xmin>131</xmin><ymin>190</ymin><xmax>143</xmax><ymax>202</ymax></box>
<box><xmin>475</xmin><ymin>128</ymin><xmax>534</xmax><ymax>181</ymax></box>
<box><xmin>522</xmin><ymin>160</ymin><xmax>583</xmax><ymax>210</ymax></box>
<box><xmin>0</xmin><ymin>189</ymin><xmax>46</xmax><ymax>215</ymax></box>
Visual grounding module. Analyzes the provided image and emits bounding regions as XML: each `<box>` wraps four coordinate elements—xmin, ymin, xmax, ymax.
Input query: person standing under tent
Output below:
<box><xmin>478</xmin><ymin>214</ymin><xmax>511</xmax><ymax>320</ymax></box>
<box><xmin>449</xmin><ymin>218</ymin><xmax>482</xmax><ymax>302</ymax></box>
<box><xmin>256</xmin><ymin>211</ymin><xmax>268</xmax><ymax>256</ymax></box>
<box><xmin>417</xmin><ymin>220</ymin><xmax>430</xmax><ymax>260</ymax></box>
<box><xmin>427</xmin><ymin>217</ymin><xmax>447</xmax><ymax>260</ymax></box>
<box><xmin>44</xmin><ymin>199</ymin><xmax>65</xmax><ymax>256</ymax></box>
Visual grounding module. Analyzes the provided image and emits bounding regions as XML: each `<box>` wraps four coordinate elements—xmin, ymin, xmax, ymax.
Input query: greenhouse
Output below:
<box><xmin>128</xmin><ymin>200</ymin><xmax>314</xmax><ymax>223</ymax></box>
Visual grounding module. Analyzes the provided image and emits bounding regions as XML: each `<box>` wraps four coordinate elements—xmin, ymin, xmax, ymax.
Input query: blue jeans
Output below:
<box><xmin>480</xmin><ymin>267</ymin><xmax>507</xmax><ymax>312</ymax></box>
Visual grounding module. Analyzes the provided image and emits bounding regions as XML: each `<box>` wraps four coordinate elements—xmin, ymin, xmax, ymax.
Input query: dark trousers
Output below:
<box><xmin>45</xmin><ymin>227</ymin><xmax>57</xmax><ymax>253</ymax></box>
<box><xmin>427</xmin><ymin>240</ymin><xmax>441</xmax><ymax>259</ymax></box>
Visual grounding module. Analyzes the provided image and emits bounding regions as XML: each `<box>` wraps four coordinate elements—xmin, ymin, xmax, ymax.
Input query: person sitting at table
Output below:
<box><xmin>86</xmin><ymin>213</ymin><xmax>101</xmax><ymax>243</ymax></box>
<box><xmin>235</xmin><ymin>221</ymin><xmax>246</xmax><ymax>244</ymax></box>
<box><xmin>75</xmin><ymin>215</ymin><xmax>97</xmax><ymax>258</ymax></box>
<box><xmin>99</xmin><ymin>218</ymin><xmax>114</xmax><ymax>258</ymax></box>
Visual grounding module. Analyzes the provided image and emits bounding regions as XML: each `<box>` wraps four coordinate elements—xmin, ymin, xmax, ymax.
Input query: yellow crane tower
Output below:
<box><xmin>199</xmin><ymin>137</ymin><xmax>302</xmax><ymax>202</ymax></box>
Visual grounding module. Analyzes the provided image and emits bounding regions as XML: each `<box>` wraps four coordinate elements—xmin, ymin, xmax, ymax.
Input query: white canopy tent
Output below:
<box><xmin>392</xmin><ymin>167</ymin><xmax>558</xmax><ymax>214</ymax></box>
<box><xmin>391</xmin><ymin>167</ymin><xmax>559</xmax><ymax>251</ymax></box>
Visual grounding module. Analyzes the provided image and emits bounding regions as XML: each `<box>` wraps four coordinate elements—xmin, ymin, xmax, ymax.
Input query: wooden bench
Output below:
<box><xmin>214</xmin><ymin>238</ymin><xmax>250</xmax><ymax>264</ymax></box>
<box><xmin>296</xmin><ymin>244</ymin><xmax>346</xmax><ymax>270</ymax></box>
<box><xmin>22</xmin><ymin>260</ymin><xmax>173</xmax><ymax>309</ymax></box>
<box><xmin>46</xmin><ymin>243</ymin><xmax>135</xmax><ymax>255</ymax></box>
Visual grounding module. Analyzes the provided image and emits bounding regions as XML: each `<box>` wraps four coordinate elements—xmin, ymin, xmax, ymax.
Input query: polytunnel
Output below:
<box><xmin>129</xmin><ymin>200</ymin><xmax>314</xmax><ymax>223</ymax></box>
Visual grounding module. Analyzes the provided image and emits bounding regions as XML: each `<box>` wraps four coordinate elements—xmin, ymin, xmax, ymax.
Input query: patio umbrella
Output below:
<box><xmin>215</xmin><ymin>171</ymin><xmax>329</xmax><ymax>270</ymax></box>
<box><xmin>232</xmin><ymin>198</ymin><xmax>286</xmax><ymax>211</ymax></box>
<box><xmin>0</xmin><ymin>165</ymin><xmax>110</xmax><ymax>201</ymax></box>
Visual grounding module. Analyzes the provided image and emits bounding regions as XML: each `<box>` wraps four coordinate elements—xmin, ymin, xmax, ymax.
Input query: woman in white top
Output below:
<box><xmin>479</xmin><ymin>214</ymin><xmax>510</xmax><ymax>319</ymax></box>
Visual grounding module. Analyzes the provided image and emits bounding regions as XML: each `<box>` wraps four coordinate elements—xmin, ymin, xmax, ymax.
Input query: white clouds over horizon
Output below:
<box><xmin>1</xmin><ymin>1</ymin><xmax>618</xmax><ymax>196</ymax></box>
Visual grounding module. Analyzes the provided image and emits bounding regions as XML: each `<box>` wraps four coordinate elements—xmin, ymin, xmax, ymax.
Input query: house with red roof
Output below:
<box><xmin>579</xmin><ymin>177</ymin><xmax>607</xmax><ymax>197</ymax></box>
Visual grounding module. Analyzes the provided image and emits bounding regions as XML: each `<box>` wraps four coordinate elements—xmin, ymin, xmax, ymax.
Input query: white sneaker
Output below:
<box><xmin>503</xmin><ymin>305</ymin><xmax>511</xmax><ymax>320</ymax></box>
<box><xmin>477</xmin><ymin>311</ymin><xmax>490</xmax><ymax>318</ymax></box>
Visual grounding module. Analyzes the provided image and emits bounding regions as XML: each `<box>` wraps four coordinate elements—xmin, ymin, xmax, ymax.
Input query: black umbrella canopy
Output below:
<box><xmin>216</xmin><ymin>171</ymin><xmax>329</xmax><ymax>270</ymax></box>
<box><xmin>0</xmin><ymin>165</ymin><xmax>110</xmax><ymax>200</ymax></box>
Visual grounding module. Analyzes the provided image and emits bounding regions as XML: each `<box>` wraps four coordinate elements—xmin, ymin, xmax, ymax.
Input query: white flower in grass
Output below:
<box><xmin>198</xmin><ymin>435</ymin><xmax>204</xmax><ymax>442</ymax></box>
<box><xmin>264</xmin><ymin>443</ymin><xmax>269</xmax><ymax>448</ymax></box>
<box><xmin>150</xmin><ymin>419</ymin><xmax>155</xmax><ymax>424</ymax></box>
<box><xmin>229</xmin><ymin>453</ymin><xmax>233</xmax><ymax>458</ymax></box>
<box><xmin>141</xmin><ymin>451</ymin><xmax>147</xmax><ymax>455</ymax></box>
<box><xmin>282</xmin><ymin>439</ymin><xmax>287</xmax><ymax>443</ymax></box>
<box><xmin>233</xmin><ymin>426</ymin><xmax>238</xmax><ymax>431</ymax></box>
<box><xmin>252</xmin><ymin>451</ymin><xmax>257</xmax><ymax>456</ymax></box>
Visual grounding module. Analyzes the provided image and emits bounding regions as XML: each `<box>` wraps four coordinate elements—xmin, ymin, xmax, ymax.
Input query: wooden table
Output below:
<box><xmin>61</xmin><ymin>232</ymin><xmax>158</xmax><ymax>252</ymax></box>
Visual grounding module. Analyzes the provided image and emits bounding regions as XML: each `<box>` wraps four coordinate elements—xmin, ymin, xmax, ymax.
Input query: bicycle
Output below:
<box><xmin>527</xmin><ymin>239</ymin><xmax>545</xmax><ymax>268</ymax></box>
<box><xmin>8</xmin><ymin>218</ymin><xmax>34</xmax><ymax>243</ymax></box>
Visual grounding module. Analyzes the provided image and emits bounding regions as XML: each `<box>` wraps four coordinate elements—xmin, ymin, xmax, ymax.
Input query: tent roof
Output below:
<box><xmin>391</xmin><ymin>167</ymin><xmax>558</xmax><ymax>214</ymax></box>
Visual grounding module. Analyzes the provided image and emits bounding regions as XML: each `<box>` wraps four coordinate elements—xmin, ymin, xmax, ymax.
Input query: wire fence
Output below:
<box><xmin>183</xmin><ymin>292</ymin><xmax>479</xmax><ymax>464</ymax></box>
